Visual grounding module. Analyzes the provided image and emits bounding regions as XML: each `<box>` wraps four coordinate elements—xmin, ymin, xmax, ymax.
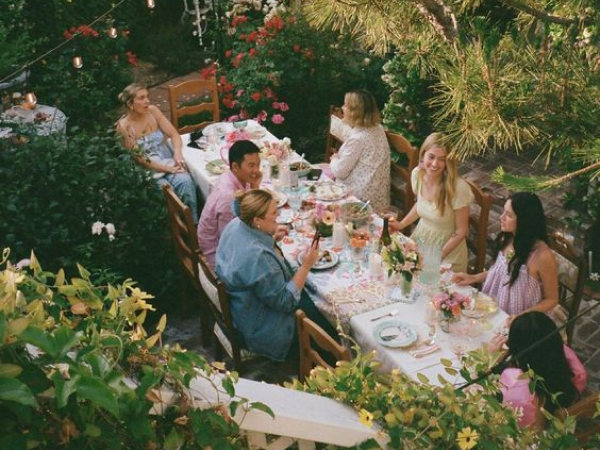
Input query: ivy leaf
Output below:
<box><xmin>0</xmin><ymin>377</ymin><xmax>38</xmax><ymax>408</ymax></box>
<box><xmin>77</xmin><ymin>375</ymin><xmax>119</xmax><ymax>417</ymax></box>
<box><xmin>53</xmin><ymin>326</ymin><xmax>80</xmax><ymax>359</ymax></box>
<box><xmin>20</xmin><ymin>326</ymin><xmax>55</xmax><ymax>356</ymax></box>
<box><xmin>156</xmin><ymin>314</ymin><xmax>167</xmax><ymax>333</ymax></box>
<box><xmin>250</xmin><ymin>402</ymin><xmax>274</xmax><ymax>418</ymax></box>
<box><xmin>416</xmin><ymin>373</ymin><xmax>430</xmax><ymax>384</ymax></box>
<box><xmin>52</xmin><ymin>372</ymin><xmax>80</xmax><ymax>409</ymax></box>
<box><xmin>0</xmin><ymin>363</ymin><xmax>23</xmax><ymax>378</ymax></box>
<box><xmin>164</xmin><ymin>428</ymin><xmax>184</xmax><ymax>450</ymax></box>
<box><xmin>222</xmin><ymin>376</ymin><xmax>235</xmax><ymax>397</ymax></box>
<box><xmin>77</xmin><ymin>263</ymin><xmax>91</xmax><ymax>280</ymax></box>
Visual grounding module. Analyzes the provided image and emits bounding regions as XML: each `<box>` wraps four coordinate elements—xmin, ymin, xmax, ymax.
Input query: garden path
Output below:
<box><xmin>149</xmin><ymin>76</ymin><xmax>600</xmax><ymax>393</ymax></box>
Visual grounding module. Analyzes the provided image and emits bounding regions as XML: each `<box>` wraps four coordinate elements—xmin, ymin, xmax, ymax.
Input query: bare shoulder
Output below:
<box><xmin>115</xmin><ymin>116</ymin><xmax>129</xmax><ymax>135</ymax></box>
<box><xmin>148</xmin><ymin>104</ymin><xmax>164</xmax><ymax>118</ymax></box>
<box><xmin>532</xmin><ymin>242</ymin><xmax>557</xmax><ymax>269</ymax></box>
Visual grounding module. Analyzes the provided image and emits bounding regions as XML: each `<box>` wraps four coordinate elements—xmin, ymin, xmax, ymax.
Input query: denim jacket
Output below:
<box><xmin>215</xmin><ymin>218</ymin><xmax>300</xmax><ymax>361</ymax></box>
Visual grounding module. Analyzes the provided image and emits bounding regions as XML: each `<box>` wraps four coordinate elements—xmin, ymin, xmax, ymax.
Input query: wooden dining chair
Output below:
<box><xmin>548</xmin><ymin>231</ymin><xmax>587</xmax><ymax>345</ymax></box>
<box><xmin>295</xmin><ymin>310</ymin><xmax>351</xmax><ymax>383</ymax></box>
<box><xmin>168</xmin><ymin>77</ymin><xmax>220</xmax><ymax>134</ymax></box>
<box><xmin>162</xmin><ymin>184</ymin><xmax>211</xmax><ymax>346</ymax></box>
<box><xmin>556</xmin><ymin>392</ymin><xmax>600</xmax><ymax>444</ymax></box>
<box><xmin>386</xmin><ymin>130</ymin><xmax>419</xmax><ymax>218</ymax></box>
<box><xmin>464</xmin><ymin>179</ymin><xmax>492</xmax><ymax>275</ymax></box>
<box><xmin>324</xmin><ymin>105</ymin><xmax>344</xmax><ymax>162</ymax></box>
<box><xmin>197</xmin><ymin>253</ymin><xmax>256</xmax><ymax>371</ymax></box>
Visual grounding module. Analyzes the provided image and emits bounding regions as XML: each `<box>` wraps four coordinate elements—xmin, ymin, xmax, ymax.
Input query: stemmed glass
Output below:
<box><xmin>450</xmin><ymin>334</ymin><xmax>472</xmax><ymax>361</ymax></box>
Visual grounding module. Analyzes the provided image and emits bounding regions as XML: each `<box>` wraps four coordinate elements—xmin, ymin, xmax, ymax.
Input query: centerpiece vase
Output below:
<box><xmin>399</xmin><ymin>273</ymin><xmax>413</xmax><ymax>297</ymax></box>
<box><xmin>316</xmin><ymin>222</ymin><xmax>333</xmax><ymax>238</ymax></box>
<box><xmin>439</xmin><ymin>313</ymin><xmax>459</xmax><ymax>333</ymax></box>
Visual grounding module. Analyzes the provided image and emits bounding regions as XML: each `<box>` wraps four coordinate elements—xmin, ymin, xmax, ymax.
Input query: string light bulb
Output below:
<box><xmin>108</xmin><ymin>26</ymin><xmax>118</xmax><ymax>39</ymax></box>
<box><xmin>147</xmin><ymin>0</ymin><xmax>155</xmax><ymax>9</ymax></box>
<box><xmin>72</xmin><ymin>56</ymin><xmax>83</xmax><ymax>69</ymax></box>
<box><xmin>24</xmin><ymin>92</ymin><xmax>37</xmax><ymax>106</ymax></box>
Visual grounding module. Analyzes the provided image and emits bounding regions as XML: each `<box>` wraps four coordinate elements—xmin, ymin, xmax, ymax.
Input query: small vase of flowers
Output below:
<box><xmin>312</xmin><ymin>202</ymin><xmax>338</xmax><ymax>237</ymax></box>
<box><xmin>381</xmin><ymin>235</ymin><xmax>422</xmax><ymax>296</ymax></box>
<box><xmin>432</xmin><ymin>288</ymin><xmax>470</xmax><ymax>332</ymax></box>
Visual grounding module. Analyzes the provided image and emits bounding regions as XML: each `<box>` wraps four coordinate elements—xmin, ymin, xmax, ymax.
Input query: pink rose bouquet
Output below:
<box><xmin>432</xmin><ymin>289</ymin><xmax>470</xmax><ymax>319</ymax></box>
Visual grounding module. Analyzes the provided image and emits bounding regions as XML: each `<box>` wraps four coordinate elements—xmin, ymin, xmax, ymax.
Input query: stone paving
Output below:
<box><xmin>150</xmin><ymin>77</ymin><xmax>599</xmax><ymax>392</ymax></box>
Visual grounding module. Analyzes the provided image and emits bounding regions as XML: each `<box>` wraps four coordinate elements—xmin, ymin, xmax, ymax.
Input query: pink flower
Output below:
<box><xmin>227</xmin><ymin>115</ymin><xmax>240</xmax><ymax>122</ymax></box>
<box><xmin>271</xmin><ymin>114</ymin><xmax>285</xmax><ymax>125</ymax></box>
<box><xmin>255</xmin><ymin>110</ymin><xmax>267</xmax><ymax>123</ymax></box>
<box><xmin>236</xmin><ymin>89</ymin><xmax>245</xmax><ymax>97</ymax></box>
<box><xmin>278</xmin><ymin>102</ymin><xmax>289</xmax><ymax>112</ymax></box>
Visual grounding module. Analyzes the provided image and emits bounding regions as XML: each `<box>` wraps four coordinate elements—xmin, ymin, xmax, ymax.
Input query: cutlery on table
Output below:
<box><xmin>370</xmin><ymin>309</ymin><xmax>399</xmax><ymax>322</ymax></box>
<box><xmin>358</xmin><ymin>200</ymin><xmax>371</xmax><ymax>213</ymax></box>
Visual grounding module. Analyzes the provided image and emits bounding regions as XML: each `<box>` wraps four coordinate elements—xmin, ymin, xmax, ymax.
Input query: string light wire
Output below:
<box><xmin>0</xmin><ymin>0</ymin><xmax>131</xmax><ymax>85</ymax></box>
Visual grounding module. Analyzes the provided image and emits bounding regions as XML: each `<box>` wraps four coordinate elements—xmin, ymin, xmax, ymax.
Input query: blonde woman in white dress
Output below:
<box><xmin>329</xmin><ymin>89</ymin><xmax>390</xmax><ymax>211</ymax></box>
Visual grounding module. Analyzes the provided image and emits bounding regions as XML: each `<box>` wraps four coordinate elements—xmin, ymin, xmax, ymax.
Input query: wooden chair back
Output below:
<box><xmin>464</xmin><ymin>179</ymin><xmax>492</xmax><ymax>274</ymax></box>
<box><xmin>548</xmin><ymin>231</ymin><xmax>587</xmax><ymax>345</ymax></box>
<box><xmin>324</xmin><ymin>105</ymin><xmax>344</xmax><ymax>162</ymax></box>
<box><xmin>556</xmin><ymin>392</ymin><xmax>600</xmax><ymax>444</ymax></box>
<box><xmin>168</xmin><ymin>77</ymin><xmax>220</xmax><ymax>134</ymax></box>
<box><xmin>295</xmin><ymin>310</ymin><xmax>351</xmax><ymax>382</ymax></box>
<box><xmin>162</xmin><ymin>184</ymin><xmax>211</xmax><ymax>344</ymax></box>
<box><xmin>198</xmin><ymin>252</ymin><xmax>251</xmax><ymax>370</ymax></box>
<box><xmin>387</xmin><ymin>131</ymin><xmax>419</xmax><ymax>217</ymax></box>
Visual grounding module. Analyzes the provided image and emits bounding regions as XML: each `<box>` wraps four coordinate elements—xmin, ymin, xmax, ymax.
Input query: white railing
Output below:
<box><xmin>188</xmin><ymin>373</ymin><xmax>389</xmax><ymax>449</ymax></box>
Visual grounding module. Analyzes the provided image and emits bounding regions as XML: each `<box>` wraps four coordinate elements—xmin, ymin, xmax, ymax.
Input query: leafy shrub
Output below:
<box><xmin>0</xmin><ymin>129</ymin><xmax>178</xmax><ymax>304</ymax></box>
<box><xmin>216</xmin><ymin>1</ymin><xmax>387</xmax><ymax>161</ymax></box>
<box><xmin>0</xmin><ymin>251</ymin><xmax>258</xmax><ymax>449</ymax></box>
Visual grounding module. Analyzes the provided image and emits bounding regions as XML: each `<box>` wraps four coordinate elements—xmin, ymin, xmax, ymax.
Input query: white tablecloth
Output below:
<box><xmin>1</xmin><ymin>104</ymin><xmax>67</xmax><ymax>136</ymax></box>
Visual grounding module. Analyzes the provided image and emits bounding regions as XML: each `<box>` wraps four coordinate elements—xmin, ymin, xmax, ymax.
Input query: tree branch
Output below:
<box><xmin>414</xmin><ymin>0</ymin><xmax>459</xmax><ymax>42</ymax></box>
<box><xmin>500</xmin><ymin>0</ymin><xmax>579</xmax><ymax>26</ymax></box>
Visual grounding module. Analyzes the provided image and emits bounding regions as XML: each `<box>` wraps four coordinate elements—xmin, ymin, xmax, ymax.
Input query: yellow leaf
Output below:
<box><xmin>107</xmin><ymin>300</ymin><xmax>118</xmax><ymax>318</ymax></box>
<box><xmin>0</xmin><ymin>363</ymin><xmax>23</xmax><ymax>377</ymax></box>
<box><xmin>71</xmin><ymin>303</ymin><xmax>89</xmax><ymax>315</ymax></box>
<box><xmin>15</xmin><ymin>290</ymin><xmax>27</xmax><ymax>308</ymax></box>
<box><xmin>212</xmin><ymin>361</ymin><xmax>226</xmax><ymax>371</ymax></box>
<box><xmin>29</xmin><ymin>251</ymin><xmax>41</xmax><ymax>274</ymax></box>
<box><xmin>6</xmin><ymin>317</ymin><xmax>31</xmax><ymax>336</ymax></box>
<box><xmin>55</xmin><ymin>269</ymin><xmax>66</xmax><ymax>286</ymax></box>
<box><xmin>145</xmin><ymin>389</ymin><xmax>163</xmax><ymax>403</ymax></box>
<box><xmin>77</xmin><ymin>263</ymin><xmax>90</xmax><ymax>280</ymax></box>
<box><xmin>156</xmin><ymin>314</ymin><xmax>167</xmax><ymax>333</ymax></box>
<box><xmin>146</xmin><ymin>332</ymin><xmax>161</xmax><ymax>349</ymax></box>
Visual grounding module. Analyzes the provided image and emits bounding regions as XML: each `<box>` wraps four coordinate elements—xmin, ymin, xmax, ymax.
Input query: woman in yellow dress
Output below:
<box><xmin>390</xmin><ymin>133</ymin><xmax>473</xmax><ymax>272</ymax></box>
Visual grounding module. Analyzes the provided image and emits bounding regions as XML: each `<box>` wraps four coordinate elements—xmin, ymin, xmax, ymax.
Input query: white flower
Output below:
<box><xmin>91</xmin><ymin>221</ymin><xmax>105</xmax><ymax>235</ymax></box>
<box><xmin>104</xmin><ymin>223</ymin><xmax>116</xmax><ymax>236</ymax></box>
<box><xmin>591</xmin><ymin>272</ymin><xmax>600</xmax><ymax>282</ymax></box>
<box><xmin>108</xmin><ymin>234</ymin><xmax>116</xmax><ymax>242</ymax></box>
<box><xmin>281</xmin><ymin>137</ymin><xmax>291</xmax><ymax>149</ymax></box>
<box><xmin>15</xmin><ymin>258</ymin><xmax>31</xmax><ymax>269</ymax></box>
<box><xmin>268</xmin><ymin>155</ymin><xmax>279</xmax><ymax>166</ymax></box>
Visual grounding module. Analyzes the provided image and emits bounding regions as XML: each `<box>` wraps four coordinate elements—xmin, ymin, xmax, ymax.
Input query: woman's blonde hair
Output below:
<box><xmin>234</xmin><ymin>189</ymin><xmax>274</xmax><ymax>227</ymax></box>
<box><xmin>417</xmin><ymin>132</ymin><xmax>458</xmax><ymax>216</ymax></box>
<box><xmin>343</xmin><ymin>90</ymin><xmax>380</xmax><ymax>128</ymax></box>
<box><xmin>118</xmin><ymin>83</ymin><xmax>147</xmax><ymax>110</ymax></box>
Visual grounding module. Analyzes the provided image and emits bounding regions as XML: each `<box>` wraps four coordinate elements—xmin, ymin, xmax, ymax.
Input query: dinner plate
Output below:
<box><xmin>297</xmin><ymin>250</ymin><xmax>339</xmax><ymax>270</ymax></box>
<box><xmin>205</xmin><ymin>159</ymin><xmax>227</xmax><ymax>175</ymax></box>
<box><xmin>202</xmin><ymin>123</ymin><xmax>229</xmax><ymax>137</ymax></box>
<box><xmin>277</xmin><ymin>209</ymin><xmax>295</xmax><ymax>224</ymax></box>
<box><xmin>373</xmin><ymin>320</ymin><xmax>418</xmax><ymax>348</ymax></box>
<box><xmin>311</xmin><ymin>181</ymin><xmax>347</xmax><ymax>201</ymax></box>
<box><xmin>265</xmin><ymin>189</ymin><xmax>288</xmax><ymax>208</ymax></box>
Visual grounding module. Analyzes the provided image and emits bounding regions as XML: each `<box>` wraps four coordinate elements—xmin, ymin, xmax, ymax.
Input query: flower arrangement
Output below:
<box><xmin>312</xmin><ymin>202</ymin><xmax>338</xmax><ymax>237</ymax></box>
<box><xmin>433</xmin><ymin>288</ymin><xmax>470</xmax><ymax>319</ymax></box>
<box><xmin>381</xmin><ymin>234</ymin><xmax>422</xmax><ymax>281</ymax></box>
<box><xmin>261</xmin><ymin>138</ymin><xmax>291</xmax><ymax>175</ymax></box>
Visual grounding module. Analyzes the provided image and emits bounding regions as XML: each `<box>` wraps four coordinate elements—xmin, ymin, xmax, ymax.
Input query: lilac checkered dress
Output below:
<box><xmin>482</xmin><ymin>251</ymin><xmax>542</xmax><ymax>315</ymax></box>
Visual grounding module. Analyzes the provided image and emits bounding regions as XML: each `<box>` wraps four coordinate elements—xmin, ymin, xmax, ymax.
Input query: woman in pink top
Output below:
<box><xmin>454</xmin><ymin>192</ymin><xmax>558</xmax><ymax>316</ymax></box>
<box><xmin>490</xmin><ymin>312</ymin><xmax>586</xmax><ymax>429</ymax></box>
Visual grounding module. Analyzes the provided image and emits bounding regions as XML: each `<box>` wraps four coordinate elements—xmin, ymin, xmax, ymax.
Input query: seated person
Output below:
<box><xmin>216</xmin><ymin>189</ymin><xmax>339</xmax><ymax>362</ymax></box>
<box><xmin>197</xmin><ymin>140</ymin><xmax>262</xmax><ymax>268</ymax></box>
<box><xmin>390</xmin><ymin>132</ymin><xmax>473</xmax><ymax>272</ymax></box>
<box><xmin>329</xmin><ymin>89</ymin><xmax>390</xmax><ymax>211</ymax></box>
<box><xmin>453</xmin><ymin>192</ymin><xmax>558</xmax><ymax>317</ymax></box>
<box><xmin>489</xmin><ymin>312</ymin><xmax>586</xmax><ymax>429</ymax></box>
<box><xmin>116</xmin><ymin>83</ymin><xmax>198</xmax><ymax>220</ymax></box>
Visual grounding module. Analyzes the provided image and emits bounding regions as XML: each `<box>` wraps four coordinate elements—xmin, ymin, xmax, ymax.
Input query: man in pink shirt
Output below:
<box><xmin>197</xmin><ymin>140</ymin><xmax>262</xmax><ymax>268</ymax></box>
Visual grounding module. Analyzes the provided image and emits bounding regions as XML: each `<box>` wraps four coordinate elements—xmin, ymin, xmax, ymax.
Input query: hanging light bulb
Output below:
<box><xmin>72</xmin><ymin>56</ymin><xmax>83</xmax><ymax>69</ymax></box>
<box><xmin>24</xmin><ymin>92</ymin><xmax>37</xmax><ymax>106</ymax></box>
<box><xmin>147</xmin><ymin>0</ymin><xmax>155</xmax><ymax>9</ymax></box>
<box><xmin>108</xmin><ymin>26</ymin><xmax>118</xmax><ymax>39</ymax></box>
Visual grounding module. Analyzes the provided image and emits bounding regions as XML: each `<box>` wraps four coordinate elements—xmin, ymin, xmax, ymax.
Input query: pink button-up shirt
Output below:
<box><xmin>197</xmin><ymin>171</ymin><xmax>249</xmax><ymax>268</ymax></box>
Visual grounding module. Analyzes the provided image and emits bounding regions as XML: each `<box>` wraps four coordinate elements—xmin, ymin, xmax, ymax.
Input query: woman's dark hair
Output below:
<box><xmin>507</xmin><ymin>312</ymin><xmax>577</xmax><ymax>412</ymax></box>
<box><xmin>494</xmin><ymin>192</ymin><xmax>548</xmax><ymax>286</ymax></box>
<box><xmin>229</xmin><ymin>140</ymin><xmax>260</xmax><ymax>169</ymax></box>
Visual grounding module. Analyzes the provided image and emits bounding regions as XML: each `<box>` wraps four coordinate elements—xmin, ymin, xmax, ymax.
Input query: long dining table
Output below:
<box><xmin>182</xmin><ymin>120</ymin><xmax>508</xmax><ymax>385</ymax></box>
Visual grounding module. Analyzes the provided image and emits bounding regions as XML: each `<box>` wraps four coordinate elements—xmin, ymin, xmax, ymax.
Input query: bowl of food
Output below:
<box><xmin>289</xmin><ymin>161</ymin><xmax>312</xmax><ymax>178</ymax></box>
<box><xmin>341</xmin><ymin>201</ymin><xmax>373</xmax><ymax>229</ymax></box>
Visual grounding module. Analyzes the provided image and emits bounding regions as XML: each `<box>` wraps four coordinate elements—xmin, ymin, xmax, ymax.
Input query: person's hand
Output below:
<box><xmin>452</xmin><ymin>272</ymin><xmax>474</xmax><ymax>286</ymax></box>
<box><xmin>250</xmin><ymin>170</ymin><xmax>263</xmax><ymax>188</ymax></box>
<box><xmin>488</xmin><ymin>334</ymin><xmax>508</xmax><ymax>353</ymax></box>
<box><xmin>302</xmin><ymin>240</ymin><xmax>320</xmax><ymax>268</ymax></box>
<box><xmin>389</xmin><ymin>220</ymin><xmax>403</xmax><ymax>233</ymax></box>
<box><xmin>169</xmin><ymin>165</ymin><xmax>185</xmax><ymax>174</ymax></box>
<box><xmin>175</xmin><ymin>157</ymin><xmax>187</xmax><ymax>171</ymax></box>
<box><xmin>274</xmin><ymin>225</ymin><xmax>289</xmax><ymax>242</ymax></box>
<box><xmin>504</xmin><ymin>315</ymin><xmax>517</xmax><ymax>328</ymax></box>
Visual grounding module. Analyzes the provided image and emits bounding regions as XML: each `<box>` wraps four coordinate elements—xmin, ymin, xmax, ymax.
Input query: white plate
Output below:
<box><xmin>297</xmin><ymin>250</ymin><xmax>339</xmax><ymax>270</ymax></box>
<box><xmin>265</xmin><ymin>189</ymin><xmax>288</xmax><ymax>208</ymax></box>
<box><xmin>373</xmin><ymin>321</ymin><xmax>418</xmax><ymax>348</ymax></box>
<box><xmin>205</xmin><ymin>159</ymin><xmax>227</xmax><ymax>175</ymax></box>
<box><xmin>202</xmin><ymin>122</ymin><xmax>230</xmax><ymax>137</ymax></box>
<box><xmin>277</xmin><ymin>209</ymin><xmax>295</xmax><ymax>224</ymax></box>
<box><xmin>312</xmin><ymin>181</ymin><xmax>347</xmax><ymax>201</ymax></box>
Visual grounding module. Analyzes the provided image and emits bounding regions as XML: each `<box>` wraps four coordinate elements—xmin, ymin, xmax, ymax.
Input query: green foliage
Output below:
<box><xmin>218</xmin><ymin>1</ymin><xmax>387</xmax><ymax>161</ymax></box>
<box><xmin>0</xmin><ymin>251</ymin><xmax>248</xmax><ymax>449</ymax></box>
<box><xmin>0</xmin><ymin>129</ymin><xmax>178</xmax><ymax>304</ymax></box>
<box><xmin>0</xmin><ymin>0</ymin><xmax>36</xmax><ymax>82</ymax></box>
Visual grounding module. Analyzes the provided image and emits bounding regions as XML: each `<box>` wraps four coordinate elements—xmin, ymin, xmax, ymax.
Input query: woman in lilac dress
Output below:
<box><xmin>116</xmin><ymin>84</ymin><xmax>198</xmax><ymax>220</ymax></box>
<box><xmin>454</xmin><ymin>192</ymin><xmax>558</xmax><ymax>317</ymax></box>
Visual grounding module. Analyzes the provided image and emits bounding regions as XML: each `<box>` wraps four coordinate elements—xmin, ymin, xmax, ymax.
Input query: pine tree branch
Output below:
<box><xmin>414</xmin><ymin>0</ymin><xmax>459</xmax><ymax>42</ymax></box>
<box><xmin>500</xmin><ymin>0</ymin><xmax>580</xmax><ymax>26</ymax></box>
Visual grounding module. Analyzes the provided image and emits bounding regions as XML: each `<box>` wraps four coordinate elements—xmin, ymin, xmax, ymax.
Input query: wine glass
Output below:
<box><xmin>288</xmin><ymin>191</ymin><xmax>302</xmax><ymax>214</ymax></box>
<box><xmin>450</xmin><ymin>335</ymin><xmax>472</xmax><ymax>361</ymax></box>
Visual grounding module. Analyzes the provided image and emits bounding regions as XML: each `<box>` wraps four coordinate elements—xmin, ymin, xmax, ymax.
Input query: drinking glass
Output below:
<box><xmin>379</xmin><ymin>205</ymin><xmax>399</xmax><ymax>224</ymax></box>
<box><xmin>450</xmin><ymin>335</ymin><xmax>472</xmax><ymax>361</ymax></box>
<box><xmin>288</xmin><ymin>190</ymin><xmax>302</xmax><ymax>214</ymax></box>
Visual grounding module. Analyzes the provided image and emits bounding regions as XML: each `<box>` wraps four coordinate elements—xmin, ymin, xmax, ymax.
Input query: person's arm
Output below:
<box><xmin>150</xmin><ymin>105</ymin><xmax>185</xmax><ymax>168</ymax></box>
<box><xmin>330</xmin><ymin>134</ymin><xmax>362</xmax><ymax>179</ymax></box>
<box><xmin>116</xmin><ymin>119</ymin><xmax>181</xmax><ymax>174</ymax></box>
<box><xmin>390</xmin><ymin>202</ymin><xmax>420</xmax><ymax>232</ymax></box>
<box><xmin>441</xmin><ymin>205</ymin><xmax>469</xmax><ymax>260</ymax></box>
<box><xmin>292</xmin><ymin>240</ymin><xmax>319</xmax><ymax>290</ymax></box>
<box><xmin>216</xmin><ymin>198</ymin><xmax>236</xmax><ymax>237</ymax></box>
<box><xmin>453</xmin><ymin>270</ymin><xmax>488</xmax><ymax>286</ymax></box>
<box><xmin>523</xmin><ymin>247</ymin><xmax>559</xmax><ymax>314</ymax></box>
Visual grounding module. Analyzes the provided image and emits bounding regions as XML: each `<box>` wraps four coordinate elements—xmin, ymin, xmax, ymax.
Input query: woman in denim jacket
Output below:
<box><xmin>216</xmin><ymin>189</ymin><xmax>338</xmax><ymax>361</ymax></box>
